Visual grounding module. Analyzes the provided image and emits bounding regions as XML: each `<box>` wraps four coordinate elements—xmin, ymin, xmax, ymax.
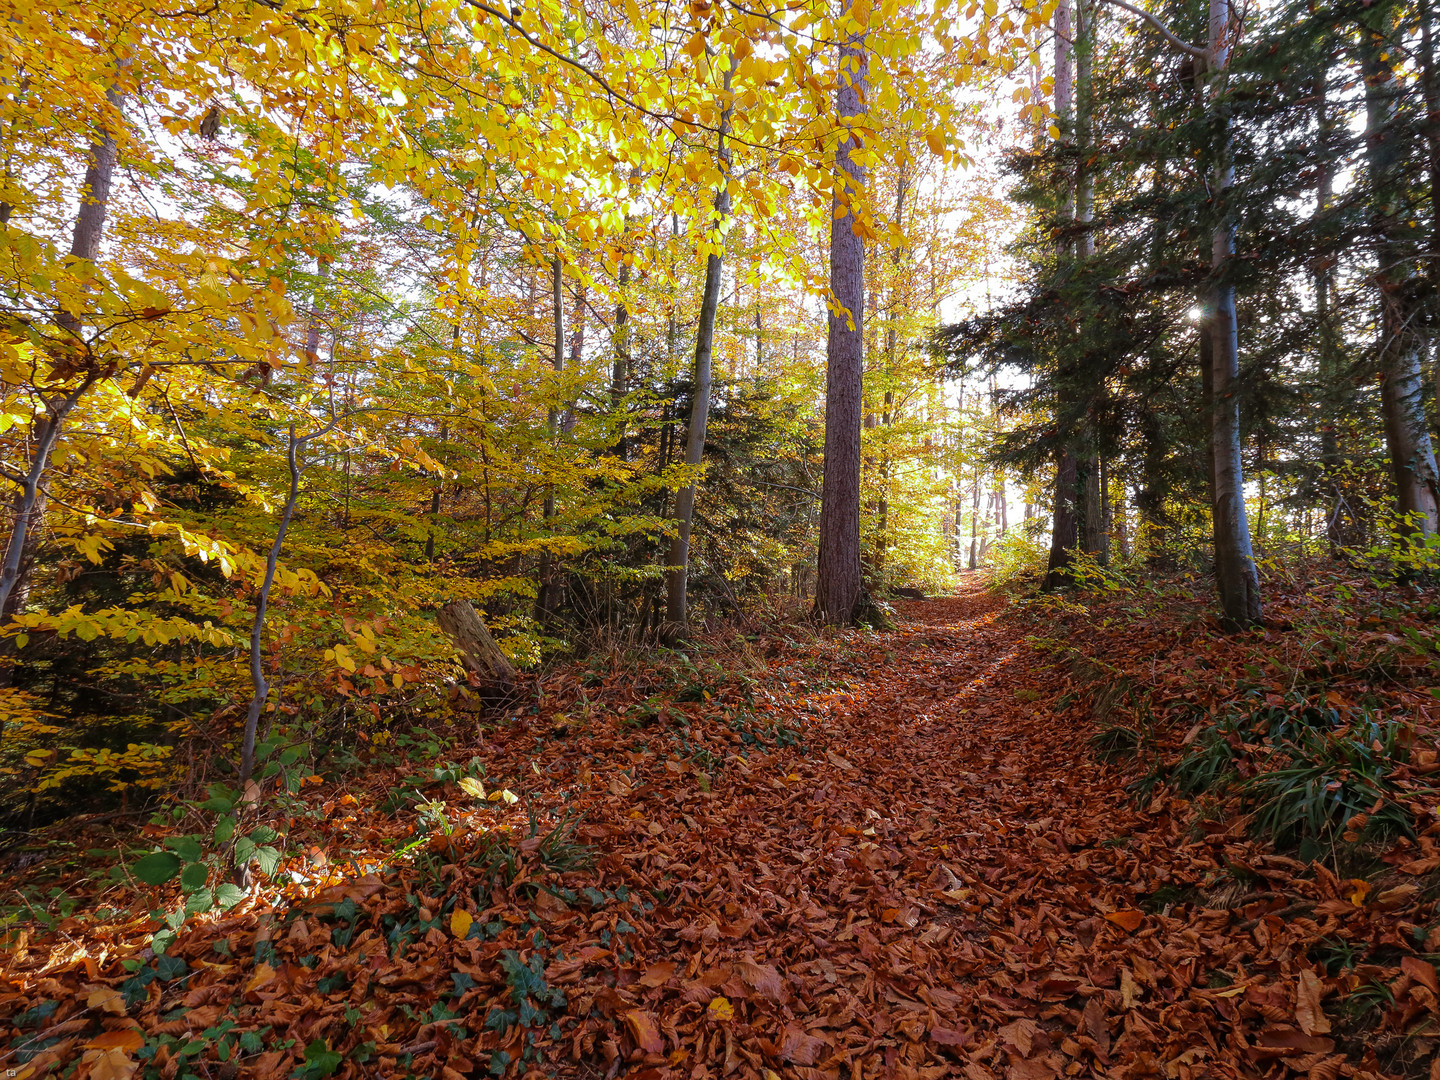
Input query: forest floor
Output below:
<box><xmin>4</xmin><ymin>572</ymin><xmax>1440</xmax><ymax>1080</ymax></box>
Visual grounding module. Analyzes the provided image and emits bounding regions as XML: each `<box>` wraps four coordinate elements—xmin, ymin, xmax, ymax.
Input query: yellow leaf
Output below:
<box><xmin>450</xmin><ymin>908</ymin><xmax>473</xmax><ymax>939</ymax></box>
<box><xmin>1347</xmin><ymin>879</ymin><xmax>1371</xmax><ymax>906</ymax></box>
<box><xmin>86</xmin><ymin>986</ymin><xmax>127</xmax><ymax>1015</ymax></box>
<box><xmin>487</xmin><ymin>788</ymin><xmax>519</xmax><ymax>804</ymax></box>
<box><xmin>707</xmin><ymin>996</ymin><xmax>735</xmax><ymax>1020</ymax></box>
<box><xmin>458</xmin><ymin>776</ymin><xmax>487</xmax><ymax>799</ymax></box>
<box><xmin>925</xmin><ymin>129</ymin><xmax>945</xmax><ymax>155</ymax></box>
<box><xmin>1048</xmin><ymin>124</ymin><xmax>1062</xmax><ymax>139</ymax></box>
<box><xmin>245</xmin><ymin>962</ymin><xmax>276</xmax><ymax>992</ymax></box>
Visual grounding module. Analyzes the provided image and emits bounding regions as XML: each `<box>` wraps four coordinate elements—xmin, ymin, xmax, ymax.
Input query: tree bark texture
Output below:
<box><xmin>437</xmin><ymin>599</ymin><xmax>518</xmax><ymax>692</ymax></box>
<box><xmin>815</xmin><ymin>32</ymin><xmax>869</xmax><ymax>625</ymax></box>
<box><xmin>1206</xmin><ymin>0</ymin><xmax>1262</xmax><ymax>628</ymax></box>
<box><xmin>1359</xmin><ymin>4</ymin><xmax>1440</xmax><ymax>537</ymax></box>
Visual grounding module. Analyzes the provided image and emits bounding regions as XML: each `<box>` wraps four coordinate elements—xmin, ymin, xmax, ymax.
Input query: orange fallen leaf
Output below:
<box><xmin>87</xmin><ymin>1029</ymin><xmax>144</xmax><ymax>1053</ymax></box>
<box><xmin>707</xmin><ymin>995</ymin><xmax>735</xmax><ymax>1020</ymax></box>
<box><xmin>622</xmin><ymin>1009</ymin><xmax>665</xmax><ymax>1053</ymax></box>
<box><xmin>1295</xmin><ymin>969</ymin><xmax>1330</xmax><ymax>1036</ymax></box>
<box><xmin>1104</xmin><ymin>909</ymin><xmax>1144</xmax><ymax>932</ymax></box>
<box><xmin>86</xmin><ymin>986</ymin><xmax>127</xmax><ymax>1015</ymax></box>
<box><xmin>639</xmin><ymin>961</ymin><xmax>676</xmax><ymax>987</ymax></box>
<box><xmin>245</xmin><ymin>962</ymin><xmax>277</xmax><ymax>992</ymax></box>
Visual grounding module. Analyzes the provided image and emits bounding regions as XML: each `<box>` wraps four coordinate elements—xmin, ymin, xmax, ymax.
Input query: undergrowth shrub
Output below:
<box><xmin>1142</xmin><ymin>692</ymin><xmax>1425</xmax><ymax>859</ymax></box>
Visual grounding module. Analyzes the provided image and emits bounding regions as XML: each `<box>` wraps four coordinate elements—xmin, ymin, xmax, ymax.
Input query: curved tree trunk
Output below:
<box><xmin>0</xmin><ymin>80</ymin><xmax>124</xmax><ymax>630</ymax></box>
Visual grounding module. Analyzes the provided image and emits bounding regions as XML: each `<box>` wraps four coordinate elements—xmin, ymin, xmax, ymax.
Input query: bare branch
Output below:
<box><xmin>1097</xmin><ymin>0</ymin><xmax>1207</xmax><ymax>59</ymax></box>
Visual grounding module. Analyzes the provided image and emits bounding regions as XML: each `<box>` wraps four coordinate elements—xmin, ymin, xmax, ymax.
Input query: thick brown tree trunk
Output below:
<box><xmin>1044</xmin><ymin>0</ymin><xmax>1078</xmax><ymax>590</ymax></box>
<box><xmin>1359</xmin><ymin>3</ymin><xmax>1440</xmax><ymax>538</ymax></box>
<box><xmin>437</xmin><ymin>600</ymin><xmax>518</xmax><ymax>696</ymax></box>
<box><xmin>815</xmin><ymin>31</ymin><xmax>870</xmax><ymax>625</ymax></box>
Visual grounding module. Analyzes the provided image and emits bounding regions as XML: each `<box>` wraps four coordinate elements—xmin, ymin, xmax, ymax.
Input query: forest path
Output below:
<box><xmin>11</xmin><ymin>581</ymin><xmax>1292</xmax><ymax>1080</ymax></box>
<box><xmin>437</xmin><ymin>578</ymin><xmax>1231</xmax><ymax>1078</ymax></box>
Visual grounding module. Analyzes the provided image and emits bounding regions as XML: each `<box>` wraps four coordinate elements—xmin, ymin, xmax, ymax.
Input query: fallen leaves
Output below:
<box><xmin>9</xmin><ymin>582</ymin><xmax>1440</xmax><ymax>1080</ymax></box>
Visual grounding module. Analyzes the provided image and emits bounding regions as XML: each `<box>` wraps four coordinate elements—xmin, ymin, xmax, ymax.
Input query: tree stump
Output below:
<box><xmin>437</xmin><ymin>600</ymin><xmax>517</xmax><ymax>700</ymax></box>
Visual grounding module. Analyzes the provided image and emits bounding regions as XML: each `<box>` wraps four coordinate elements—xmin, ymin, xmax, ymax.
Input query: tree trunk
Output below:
<box><xmin>1044</xmin><ymin>0</ymin><xmax>1078</xmax><ymax>589</ymax></box>
<box><xmin>1044</xmin><ymin>453</ymin><xmax>1080</xmax><ymax>589</ymax></box>
<box><xmin>0</xmin><ymin>80</ymin><xmax>124</xmax><ymax>629</ymax></box>
<box><xmin>612</xmin><ymin>251</ymin><xmax>631</xmax><ymax>459</ymax></box>
<box><xmin>1206</xmin><ymin>0</ymin><xmax>1262</xmax><ymax>628</ymax></box>
<box><xmin>437</xmin><ymin>600</ymin><xmax>518</xmax><ymax>693</ymax></box>
<box><xmin>535</xmin><ymin>254</ymin><xmax>565</xmax><ymax>624</ymax></box>
<box><xmin>815</xmin><ymin>30</ymin><xmax>870</xmax><ymax>625</ymax></box>
<box><xmin>665</xmin><ymin>57</ymin><xmax>733</xmax><ymax>631</ymax></box>
<box><xmin>1359</xmin><ymin>3</ymin><xmax>1440</xmax><ymax>538</ymax></box>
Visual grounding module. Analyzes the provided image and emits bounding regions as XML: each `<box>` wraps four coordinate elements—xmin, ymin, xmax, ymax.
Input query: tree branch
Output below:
<box><xmin>1097</xmin><ymin>0</ymin><xmax>1207</xmax><ymax>59</ymax></box>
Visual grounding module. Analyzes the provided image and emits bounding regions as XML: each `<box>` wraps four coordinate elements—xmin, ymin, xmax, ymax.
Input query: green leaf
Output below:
<box><xmin>255</xmin><ymin>845</ymin><xmax>282</xmax><ymax>877</ymax></box>
<box><xmin>184</xmin><ymin>888</ymin><xmax>213</xmax><ymax>916</ymax></box>
<box><xmin>234</xmin><ymin>836</ymin><xmax>256</xmax><ymax>865</ymax></box>
<box><xmin>133</xmin><ymin>851</ymin><xmax>182</xmax><ymax>886</ymax></box>
<box><xmin>166</xmin><ymin>835</ymin><xmax>204</xmax><ymax>862</ymax></box>
<box><xmin>180</xmin><ymin>862</ymin><xmax>210</xmax><ymax>892</ymax></box>
<box><xmin>214</xmin><ymin>883</ymin><xmax>245</xmax><ymax>911</ymax></box>
<box><xmin>152</xmin><ymin>928</ymin><xmax>176</xmax><ymax>956</ymax></box>
<box><xmin>214</xmin><ymin>816</ymin><xmax>235</xmax><ymax>844</ymax></box>
<box><xmin>296</xmin><ymin>1039</ymin><xmax>343</xmax><ymax>1079</ymax></box>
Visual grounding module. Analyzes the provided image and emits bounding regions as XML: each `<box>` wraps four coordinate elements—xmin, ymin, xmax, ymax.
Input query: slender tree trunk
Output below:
<box><xmin>1044</xmin><ymin>0</ymin><xmax>1079</xmax><ymax>589</ymax></box>
<box><xmin>1312</xmin><ymin>79</ymin><xmax>1347</xmax><ymax>552</ymax></box>
<box><xmin>0</xmin><ymin>80</ymin><xmax>124</xmax><ymax>629</ymax></box>
<box><xmin>535</xmin><ymin>255</ymin><xmax>565</xmax><ymax>624</ymax></box>
<box><xmin>665</xmin><ymin>58</ymin><xmax>733</xmax><ymax>630</ymax></box>
<box><xmin>1206</xmin><ymin>0</ymin><xmax>1262</xmax><ymax>628</ymax></box>
<box><xmin>612</xmin><ymin>252</ymin><xmax>631</xmax><ymax>459</ymax></box>
<box><xmin>1359</xmin><ymin>4</ymin><xmax>1440</xmax><ymax>538</ymax></box>
<box><xmin>815</xmin><ymin>30</ymin><xmax>870</xmax><ymax>624</ymax></box>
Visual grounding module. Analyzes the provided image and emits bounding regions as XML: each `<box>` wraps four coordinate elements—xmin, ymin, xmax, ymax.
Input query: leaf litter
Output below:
<box><xmin>3</xmin><ymin>579</ymin><xmax>1440</xmax><ymax>1079</ymax></box>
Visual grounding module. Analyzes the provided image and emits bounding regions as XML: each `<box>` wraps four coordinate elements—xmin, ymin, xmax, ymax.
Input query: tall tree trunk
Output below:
<box><xmin>535</xmin><ymin>254</ymin><xmax>565</xmax><ymax>625</ymax></box>
<box><xmin>1044</xmin><ymin>0</ymin><xmax>1079</xmax><ymax>589</ymax></box>
<box><xmin>1313</xmin><ymin>79</ymin><xmax>1348</xmax><ymax>552</ymax></box>
<box><xmin>815</xmin><ymin>29</ymin><xmax>870</xmax><ymax>624</ymax></box>
<box><xmin>1205</xmin><ymin>0</ymin><xmax>1262</xmax><ymax>628</ymax></box>
<box><xmin>665</xmin><ymin>58</ymin><xmax>733</xmax><ymax>630</ymax></box>
<box><xmin>1359</xmin><ymin>3</ymin><xmax>1440</xmax><ymax>538</ymax></box>
<box><xmin>613</xmin><ymin>236</ymin><xmax>632</xmax><ymax>459</ymax></box>
<box><xmin>0</xmin><ymin>80</ymin><xmax>124</xmax><ymax>629</ymax></box>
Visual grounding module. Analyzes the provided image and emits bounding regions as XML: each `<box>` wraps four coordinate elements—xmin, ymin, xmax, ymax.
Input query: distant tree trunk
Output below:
<box><xmin>535</xmin><ymin>254</ymin><xmax>565</xmax><ymax>625</ymax></box>
<box><xmin>1312</xmin><ymin>80</ymin><xmax>1347</xmax><ymax>553</ymax></box>
<box><xmin>665</xmin><ymin>58</ymin><xmax>733</xmax><ymax>631</ymax></box>
<box><xmin>968</xmin><ymin>476</ymin><xmax>981</xmax><ymax>569</ymax></box>
<box><xmin>815</xmin><ymin>30</ymin><xmax>870</xmax><ymax>625</ymax></box>
<box><xmin>1359</xmin><ymin>3</ymin><xmax>1440</xmax><ymax>538</ymax></box>
<box><xmin>1205</xmin><ymin>0</ymin><xmax>1262</xmax><ymax>628</ymax></box>
<box><xmin>612</xmin><ymin>252</ymin><xmax>631</xmax><ymax>459</ymax></box>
